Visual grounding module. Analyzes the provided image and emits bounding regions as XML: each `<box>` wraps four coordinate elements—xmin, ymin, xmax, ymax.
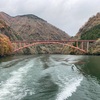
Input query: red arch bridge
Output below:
<box><xmin>12</xmin><ymin>40</ymin><xmax>96</xmax><ymax>53</ymax></box>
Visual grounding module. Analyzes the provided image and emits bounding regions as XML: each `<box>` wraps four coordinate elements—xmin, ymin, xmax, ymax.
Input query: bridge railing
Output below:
<box><xmin>11</xmin><ymin>40</ymin><xmax>96</xmax><ymax>43</ymax></box>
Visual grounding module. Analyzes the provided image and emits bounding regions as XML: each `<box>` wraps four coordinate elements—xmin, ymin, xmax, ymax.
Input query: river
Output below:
<box><xmin>0</xmin><ymin>55</ymin><xmax>100</xmax><ymax>100</ymax></box>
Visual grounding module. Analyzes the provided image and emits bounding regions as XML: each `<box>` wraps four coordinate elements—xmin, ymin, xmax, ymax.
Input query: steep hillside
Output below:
<box><xmin>81</xmin><ymin>24</ymin><xmax>100</xmax><ymax>40</ymax></box>
<box><xmin>75</xmin><ymin>13</ymin><xmax>100</xmax><ymax>54</ymax></box>
<box><xmin>0</xmin><ymin>34</ymin><xmax>12</xmax><ymax>56</ymax></box>
<box><xmin>76</xmin><ymin>12</ymin><xmax>100</xmax><ymax>39</ymax></box>
<box><xmin>0</xmin><ymin>14</ymin><xmax>22</xmax><ymax>41</ymax></box>
<box><xmin>89</xmin><ymin>38</ymin><xmax>100</xmax><ymax>55</ymax></box>
<box><xmin>0</xmin><ymin>12</ymin><xmax>70</xmax><ymax>41</ymax></box>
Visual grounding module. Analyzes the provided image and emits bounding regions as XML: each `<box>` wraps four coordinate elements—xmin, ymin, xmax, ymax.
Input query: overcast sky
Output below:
<box><xmin>0</xmin><ymin>0</ymin><xmax>100</xmax><ymax>36</ymax></box>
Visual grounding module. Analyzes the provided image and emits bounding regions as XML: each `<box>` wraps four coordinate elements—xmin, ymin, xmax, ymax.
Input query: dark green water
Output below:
<box><xmin>0</xmin><ymin>55</ymin><xmax>100</xmax><ymax>100</ymax></box>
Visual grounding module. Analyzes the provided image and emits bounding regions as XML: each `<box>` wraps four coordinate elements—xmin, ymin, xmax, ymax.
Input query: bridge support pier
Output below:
<box><xmin>13</xmin><ymin>43</ymin><xmax>17</xmax><ymax>50</ymax></box>
<box><xmin>81</xmin><ymin>42</ymin><xmax>83</xmax><ymax>49</ymax></box>
<box><xmin>87</xmin><ymin>42</ymin><xmax>89</xmax><ymax>52</ymax></box>
<box><xmin>19</xmin><ymin>43</ymin><xmax>22</xmax><ymax>48</ymax></box>
<box><xmin>76</xmin><ymin>41</ymin><xmax>78</xmax><ymax>47</ymax></box>
<box><xmin>23</xmin><ymin>43</ymin><xmax>26</xmax><ymax>47</ymax></box>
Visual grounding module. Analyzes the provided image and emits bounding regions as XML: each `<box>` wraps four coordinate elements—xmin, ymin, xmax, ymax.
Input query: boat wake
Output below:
<box><xmin>56</xmin><ymin>76</ymin><xmax>83</xmax><ymax>100</ymax></box>
<box><xmin>0</xmin><ymin>59</ymin><xmax>35</xmax><ymax>100</ymax></box>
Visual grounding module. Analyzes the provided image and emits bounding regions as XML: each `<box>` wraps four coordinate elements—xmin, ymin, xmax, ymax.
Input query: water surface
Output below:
<box><xmin>0</xmin><ymin>55</ymin><xmax>100</xmax><ymax>100</ymax></box>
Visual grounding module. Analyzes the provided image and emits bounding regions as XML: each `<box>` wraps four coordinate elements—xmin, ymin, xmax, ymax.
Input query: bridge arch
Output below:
<box><xmin>13</xmin><ymin>42</ymin><xmax>87</xmax><ymax>53</ymax></box>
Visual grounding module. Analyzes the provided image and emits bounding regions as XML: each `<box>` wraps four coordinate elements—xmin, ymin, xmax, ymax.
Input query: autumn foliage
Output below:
<box><xmin>0</xmin><ymin>34</ymin><xmax>13</xmax><ymax>56</ymax></box>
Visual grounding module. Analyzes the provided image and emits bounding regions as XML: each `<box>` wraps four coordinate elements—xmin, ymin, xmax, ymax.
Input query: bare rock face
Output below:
<box><xmin>0</xmin><ymin>12</ymin><xmax>70</xmax><ymax>41</ymax></box>
<box><xmin>76</xmin><ymin>12</ymin><xmax>100</xmax><ymax>39</ymax></box>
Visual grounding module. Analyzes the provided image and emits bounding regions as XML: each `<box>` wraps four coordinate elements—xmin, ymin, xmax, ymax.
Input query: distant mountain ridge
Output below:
<box><xmin>0</xmin><ymin>12</ymin><xmax>70</xmax><ymax>41</ymax></box>
<box><xmin>19</xmin><ymin>14</ymin><xmax>46</xmax><ymax>21</ymax></box>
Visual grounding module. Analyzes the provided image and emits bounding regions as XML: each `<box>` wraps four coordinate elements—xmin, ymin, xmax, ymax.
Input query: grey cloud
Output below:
<box><xmin>0</xmin><ymin>0</ymin><xmax>100</xmax><ymax>36</ymax></box>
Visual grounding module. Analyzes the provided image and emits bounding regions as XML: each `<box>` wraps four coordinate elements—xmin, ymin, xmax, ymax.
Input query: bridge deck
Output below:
<box><xmin>12</xmin><ymin>40</ymin><xmax>96</xmax><ymax>43</ymax></box>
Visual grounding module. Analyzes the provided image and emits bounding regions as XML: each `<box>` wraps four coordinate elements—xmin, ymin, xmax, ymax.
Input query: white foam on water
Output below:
<box><xmin>0</xmin><ymin>59</ymin><xmax>35</xmax><ymax>100</ymax></box>
<box><xmin>56</xmin><ymin>76</ymin><xmax>83</xmax><ymax>100</ymax></box>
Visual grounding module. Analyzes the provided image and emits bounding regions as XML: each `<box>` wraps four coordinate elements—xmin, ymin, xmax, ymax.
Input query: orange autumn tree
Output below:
<box><xmin>0</xmin><ymin>34</ymin><xmax>13</xmax><ymax>56</ymax></box>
